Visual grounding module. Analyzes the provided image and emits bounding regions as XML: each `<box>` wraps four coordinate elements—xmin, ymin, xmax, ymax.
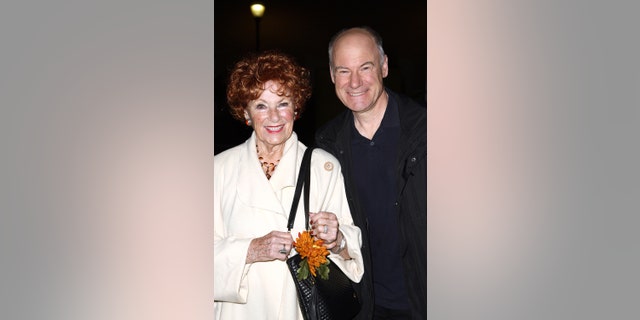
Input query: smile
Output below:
<box><xmin>265</xmin><ymin>125</ymin><xmax>284</xmax><ymax>133</ymax></box>
<box><xmin>348</xmin><ymin>91</ymin><xmax>365</xmax><ymax>97</ymax></box>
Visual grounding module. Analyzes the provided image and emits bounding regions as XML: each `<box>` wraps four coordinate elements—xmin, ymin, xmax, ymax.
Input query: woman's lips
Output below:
<box><xmin>265</xmin><ymin>125</ymin><xmax>284</xmax><ymax>133</ymax></box>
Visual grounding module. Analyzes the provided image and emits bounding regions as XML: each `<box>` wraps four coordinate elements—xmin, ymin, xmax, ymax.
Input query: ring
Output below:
<box><xmin>323</xmin><ymin>225</ymin><xmax>328</xmax><ymax>234</ymax></box>
<box><xmin>279</xmin><ymin>244</ymin><xmax>288</xmax><ymax>255</ymax></box>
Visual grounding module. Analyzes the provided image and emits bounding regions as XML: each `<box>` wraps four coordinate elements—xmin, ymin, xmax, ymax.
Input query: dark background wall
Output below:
<box><xmin>214</xmin><ymin>0</ymin><xmax>426</xmax><ymax>154</ymax></box>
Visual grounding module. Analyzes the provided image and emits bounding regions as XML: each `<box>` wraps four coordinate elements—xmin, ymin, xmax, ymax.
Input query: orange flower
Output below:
<box><xmin>293</xmin><ymin>231</ymin><xmax>329</xmax><ymax>278</ymax></box>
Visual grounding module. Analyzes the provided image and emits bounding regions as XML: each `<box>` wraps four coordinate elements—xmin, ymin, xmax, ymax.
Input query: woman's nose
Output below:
<box><xmin>268</xmin><ymin>108</ymin><xmax>280</xmax><ymax>121</ymax></box>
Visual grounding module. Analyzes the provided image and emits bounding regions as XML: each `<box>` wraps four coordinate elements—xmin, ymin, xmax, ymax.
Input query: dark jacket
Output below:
<box><xmin>315</xmin><ymin>89</ymin><xmax>427</xmax><ymax>319</ymax></box>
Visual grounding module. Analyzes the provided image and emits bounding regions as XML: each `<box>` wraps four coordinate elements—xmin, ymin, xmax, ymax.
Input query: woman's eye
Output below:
<box><xmin>255</xmin><ymin>103</ymin><xmax>267</xmax><ymax>109</ymax></box>
<box><xmin>278</xmin><ymin>102</ymin><xmax>290</xmax><ymax>108</ymax></box>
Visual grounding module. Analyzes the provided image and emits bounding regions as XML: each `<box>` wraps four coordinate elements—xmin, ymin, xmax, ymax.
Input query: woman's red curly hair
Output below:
<box><xmin>226</xmin><ymin>50</ymin><xmax>312</xmax><ymax>122</ymax></box>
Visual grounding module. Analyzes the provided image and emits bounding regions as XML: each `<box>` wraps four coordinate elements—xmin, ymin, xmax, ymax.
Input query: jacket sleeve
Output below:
<box><xmin>213</xmin><ymin>160</ymin><xmax>253</xmax><ymax>303</ymax></box>
<box><xmin>311</xmin><ymin>151</ymin><xmax>364</xmax><ymax>283</ymax></box>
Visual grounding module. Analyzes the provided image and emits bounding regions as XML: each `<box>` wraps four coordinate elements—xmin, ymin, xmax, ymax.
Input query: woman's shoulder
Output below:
<box><xmin>309</xmin><ymin>147</ymin><xmax>336</xmax><ymax>160</ymax></box>
<box><xmin>214</xmin><ymin>143</ymin><xmax>244</xmax><ymax>167</ymax></box>
<box><xmin>308</xmin><ymin>147</ymin><xmax>342</xmax><ymax>174</ymax></box>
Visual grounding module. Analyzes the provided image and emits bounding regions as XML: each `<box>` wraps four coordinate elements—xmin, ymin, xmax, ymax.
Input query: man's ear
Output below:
<box><xmin>381</xmin><ymin>55</ymin><xmax>389</xmax><ymax>78</ymax></box>
<box><xmin>329</xmin><ymin>67</ymin><xmax>336</xmax><ymax>84</ymax></box>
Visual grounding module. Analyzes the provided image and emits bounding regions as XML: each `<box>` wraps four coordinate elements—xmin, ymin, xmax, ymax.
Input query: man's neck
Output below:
<box><xmin>352</xmin><ymin>93</ymin><xmax>388</xmax><ymax>140</ymax></box>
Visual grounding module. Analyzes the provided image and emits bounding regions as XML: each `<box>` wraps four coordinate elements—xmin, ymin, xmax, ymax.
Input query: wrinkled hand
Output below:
<box><xmin>309</xmin><ymin>211</ymin><xmax>340</xmax><ymax>251</ymax></box>
<box><xmin>246</xmin><ymin>231</ymin><xmax>293</xmax><ymax>264</ymax></box>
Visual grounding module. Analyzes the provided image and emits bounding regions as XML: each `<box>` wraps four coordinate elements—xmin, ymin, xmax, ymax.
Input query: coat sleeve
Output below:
<box><xmin>311</xmin><ymin>151</ymin><xmax>364</xmax><ymax>283</ymax></box>
<box><xmin>213</xmin><ymin>158</ymin><xmax>253</xmax><ymax>303</ymax></box>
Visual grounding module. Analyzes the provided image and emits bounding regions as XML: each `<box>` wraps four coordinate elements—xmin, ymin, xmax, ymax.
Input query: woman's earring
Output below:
<box><xmin>245</xmin><ymin>119</ymin><xmax>252</xmax><ymax>126</ymax></box>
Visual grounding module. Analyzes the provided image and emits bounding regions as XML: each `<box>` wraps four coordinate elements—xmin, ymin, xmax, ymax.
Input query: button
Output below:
<box><xmin>324</xmin><ymin>162</ymin><xmax>334</xmax><ymax>171</ymax></box>
<box><xmin>369</xmin><ymin>141</ymin><xmax>375</xmax><ymax>146</ymax></box>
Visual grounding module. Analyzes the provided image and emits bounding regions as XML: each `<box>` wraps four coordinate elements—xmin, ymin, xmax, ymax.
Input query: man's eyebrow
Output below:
<box><xmin>335</xmin><ymin>61</ymin><xmax>375</xmax><ymax>70</ymax></box>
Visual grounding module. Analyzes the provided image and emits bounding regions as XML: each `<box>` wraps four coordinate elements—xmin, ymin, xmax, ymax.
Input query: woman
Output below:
<box><xmin>214</xmin><ymin>51</ymin><xmax>364</xmax><ymax>319</ymax></box>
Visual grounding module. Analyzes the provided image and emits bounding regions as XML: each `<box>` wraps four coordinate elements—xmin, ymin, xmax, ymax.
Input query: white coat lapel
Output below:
<box><xmin>236</xmin><ymin>133</ymin><xmax>298</xmax><ymax>215</ymax></box>
<box><xmin>265</xmin><ymin>133</ymin><xmax>298</xmax><ymax>193</ymax></box>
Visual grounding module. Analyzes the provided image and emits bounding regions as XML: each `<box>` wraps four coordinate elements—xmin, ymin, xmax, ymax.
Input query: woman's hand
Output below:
<box><xmin>246</xmin><ymin>231</ymin><xmax>293</xmax><ymax>264</ymax></box>
<box><xmin>309</xmin><ymin>211</ymin><xmax>341</xmax><ymax>251</ymax></box>
<box><xmin>310</xmin><ymin>211</ymin><xmax>351</xmax><ymax>259</ymax></box>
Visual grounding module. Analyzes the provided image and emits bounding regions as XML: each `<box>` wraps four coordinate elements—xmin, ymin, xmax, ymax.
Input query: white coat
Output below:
<box><xmin>214</xmin><ymin>132</ymin><xmax>364</xmax><ymax>320</ymax></box>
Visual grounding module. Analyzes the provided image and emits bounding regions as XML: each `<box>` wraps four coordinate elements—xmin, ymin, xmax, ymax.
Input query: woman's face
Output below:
<box><xmin>245</xmin><ymin>80</ymin><xmax>296</xmax><ymax>152</ymax></box>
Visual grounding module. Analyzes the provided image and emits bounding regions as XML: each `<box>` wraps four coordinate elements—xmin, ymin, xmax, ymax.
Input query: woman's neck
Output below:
<box><xmin>256</xmin><ymin>144</ymin><xmax>283</xmax><ymax>180</ymax></box>
<box><xmin>256</xmin><ymin>144</ymin><xmax>283</xmax><ymax>162</ymax></box>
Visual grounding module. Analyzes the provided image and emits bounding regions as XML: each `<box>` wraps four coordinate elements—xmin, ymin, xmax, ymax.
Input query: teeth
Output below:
<box><xmin>266</xmin><ymin>125</ymin><xmax>283</xmax><ymax>132</ymax></box>
<box><xmin>349</xmin><ymin>92</ymin><xmax>364</xmax><ymax>97</ymax></box>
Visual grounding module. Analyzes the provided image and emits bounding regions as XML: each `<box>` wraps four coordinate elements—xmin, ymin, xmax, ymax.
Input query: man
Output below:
<box><xmin>315</xmin><ymin>27</ymin><xmax>427</xmax><ymax>319</ymax></box>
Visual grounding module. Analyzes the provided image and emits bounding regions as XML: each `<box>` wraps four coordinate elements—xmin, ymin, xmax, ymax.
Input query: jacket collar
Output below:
<box><xmin>236</xmin><ymin>132</ymin><xmax>299</xmax><ymax>214</ymax></box>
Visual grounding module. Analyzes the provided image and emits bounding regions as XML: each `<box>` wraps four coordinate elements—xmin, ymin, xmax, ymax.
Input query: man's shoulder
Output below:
<box><xmin>388</xmin><ymin>90</ymin><xmax>426</xmax><ymax>133</ymax></box>
<box><xmin>388</xmin><ymin>89</ymin><xmax>426</xmax><ymax>116</ymax></box>
<box><xmin>315</xmin><ymin>110</ymin><xmax>350</xmax><ymax>144</ymax></box>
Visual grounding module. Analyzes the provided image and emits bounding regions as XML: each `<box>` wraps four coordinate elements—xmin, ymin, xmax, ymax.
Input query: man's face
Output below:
<box><xmin>330</xmin><ymin>31</ymin><xmax>388</xmax><ymax>114</ymax></box>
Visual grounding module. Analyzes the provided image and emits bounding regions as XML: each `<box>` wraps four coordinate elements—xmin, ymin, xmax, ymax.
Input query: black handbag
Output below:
<box><xmin>286</xmin><ymin>147</ymin><xmax>360</xmax><ymax>320</ymax></box>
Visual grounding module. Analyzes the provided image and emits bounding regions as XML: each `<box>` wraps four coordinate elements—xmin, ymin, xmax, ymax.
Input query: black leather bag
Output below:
<box><xmin>286</xmin><ymin>147</ymin><xmax>360</xmax><ymax>320</ymax></box>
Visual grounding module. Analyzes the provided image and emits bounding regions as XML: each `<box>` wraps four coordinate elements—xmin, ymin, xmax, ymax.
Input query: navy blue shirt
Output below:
<box><xmin>350</xmin><ymin>96</ymin><xmax>410</xmax><ymax>310</ymax></box>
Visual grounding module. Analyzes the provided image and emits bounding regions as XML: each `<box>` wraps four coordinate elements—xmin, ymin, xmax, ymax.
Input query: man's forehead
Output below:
<box><xmin>333</xmin><ymin>49</ymin><xmax>377</xmax><ymax>67</ymax></box>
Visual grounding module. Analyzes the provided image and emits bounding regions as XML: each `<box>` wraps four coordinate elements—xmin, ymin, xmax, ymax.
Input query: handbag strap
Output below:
<box><xmin>287</xmin><ymin>147</ymin><xmax>314</xmax><ymax>231</ymax></box>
